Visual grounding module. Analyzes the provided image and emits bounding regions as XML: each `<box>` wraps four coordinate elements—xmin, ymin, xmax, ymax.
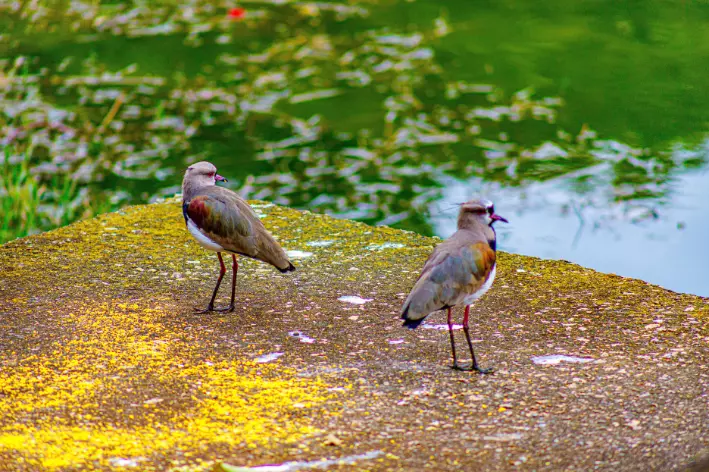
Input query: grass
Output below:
<box><xmin>0</xmin><ymin>147</ymin><xmax>115</xmax><ymax>243</ymax></box>
<box><xmin>1</xmin><ymin>151</ymin><xmax>43</xmax><ymax>243</ymax></box>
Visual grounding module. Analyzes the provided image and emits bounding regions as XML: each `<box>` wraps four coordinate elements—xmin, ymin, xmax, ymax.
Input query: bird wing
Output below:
<box><xmin>184</xmin><ymin>188</ymin><xmax>294</xmax><ymax>271</ymax></box>
<box><xmin>402</xmin><ymin>240</ymin><xmax>496</xmax><ymax>323</ymax></box>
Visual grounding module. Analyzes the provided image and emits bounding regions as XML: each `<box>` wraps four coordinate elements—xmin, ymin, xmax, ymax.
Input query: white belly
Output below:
<box><xmin>187</xmin><ymin>218</ymin><xmax>224</xmax><ymax>252</ymax></box>
<box><xmin>462</xmin><ymin>264</ymin><xmax>496</xmax><ymax>305</ymax></box>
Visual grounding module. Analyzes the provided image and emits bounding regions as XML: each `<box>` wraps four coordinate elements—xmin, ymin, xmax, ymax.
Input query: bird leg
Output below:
<box><xmin>195</xmin><ymin>252</ymin><xmax>227</xmax><ymax>313</ymax></box>
<box><xmin>462</xmin><ymin>305</ymin><xmax>494</xmax><ymax>374</ymax></box>
<box><xmin>447</xmin><ymin>307</ymin><xmax>463</xmax><ymax>371</ymax></box>
<box><xmin>213</xmin><ymin>255</ymin><xmax>238</xmax><ymax>313</ymax></box>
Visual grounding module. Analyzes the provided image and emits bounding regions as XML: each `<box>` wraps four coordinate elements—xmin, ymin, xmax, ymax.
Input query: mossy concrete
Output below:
<box><xmin>0</xmin><ymin>198</ymin><xmax>708</xmax><ymax>471</ymax></box>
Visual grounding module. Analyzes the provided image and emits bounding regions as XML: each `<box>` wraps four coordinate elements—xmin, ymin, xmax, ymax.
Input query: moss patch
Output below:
<box><xmin>0</xmin><ymin>298</ymin><xmax>334</xmax><ymax>470</ymax></box>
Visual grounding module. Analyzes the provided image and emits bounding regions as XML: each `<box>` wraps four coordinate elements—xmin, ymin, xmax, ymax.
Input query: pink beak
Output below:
<box><xmin>215</xmin><ymin>174</ymin><xmax>227</xmax><ymax>182</ymax></box>
<box><xmin>491</xmin><ymin>213</ymin><xmax>508</xmax><ymax>224</ymax></box>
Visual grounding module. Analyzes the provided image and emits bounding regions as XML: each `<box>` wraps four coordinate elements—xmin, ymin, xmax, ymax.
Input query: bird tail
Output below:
<box><xmin>401</xmin><ymin>304</ymin><xmax>426</xmax><ymax>330</ymax></box>
<box><xmin>278</xmin><ymin>261</ymin><xmax>296</xmax><ymax>273</ymax></box>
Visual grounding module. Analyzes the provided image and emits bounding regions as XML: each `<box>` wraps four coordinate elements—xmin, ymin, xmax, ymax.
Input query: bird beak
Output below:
<box><xmin>215</xmin><ymin>174</ymin><xmax>227</xmax><ymax>183</ymax></box>
<box><xmin>491</xmin><ymin>213</ymin><xmax>509</xmax><ymax>224</ymax></box>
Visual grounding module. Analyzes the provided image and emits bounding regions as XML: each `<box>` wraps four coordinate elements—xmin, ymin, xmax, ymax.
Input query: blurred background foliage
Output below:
<box><xmin>1</xmin><ymin>0</ymin><xmax>707</xmax><ymax>245</ymax></box>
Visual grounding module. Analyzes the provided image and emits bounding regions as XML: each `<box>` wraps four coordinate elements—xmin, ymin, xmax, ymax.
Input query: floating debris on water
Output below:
<box><xmin>288</xmin><ymin>331</ymin><xmax>315</xmax><ymax>344</ymax></box>
<box><xmin>337</xmin><ymin>296</ymin><xmax>373</xmax><ymax>305</ymax></box>
<box><xmin>531</xmin><ymin>355</ymin><xmax>595</xmax><ymax>365</ymax></box>
<box><xmin>255</xmin><ymin>352</ymin><xmax>284</xmax><ymax>363</ymax></box>
<box><xmin>221</xmin><ymin>450</ymin><xmax>384</xmax><ymax>471</ymax></box>
<box><xmin>290</xmin><ymin>89</ymin><xmax>343</xmax><ymax>104</ymax></box>
<box><xmin>286</xmin><ymin>250</ymin><xmax>314</xmax><ymax>259</ymax></box>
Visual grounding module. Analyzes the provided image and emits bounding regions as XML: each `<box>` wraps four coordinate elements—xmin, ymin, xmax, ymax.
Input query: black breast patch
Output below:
<box><xmin>182</xmin><ymin>201</ymin><xmax>190</xmax><ymax>225</ymax></box>
<box><xmin>488</xmin><ymin>238</ymin><xmax>496</xmax><ymax>252</ymax></box>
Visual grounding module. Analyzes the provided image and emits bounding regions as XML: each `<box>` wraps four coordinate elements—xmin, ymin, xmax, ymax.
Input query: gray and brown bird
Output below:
<box><xmin>181</xmin><ymin>161</ymin><xmax>295</xmax><ymax>313</ymax></box>
<box><xmin>401</xmin><ymin>199</ymin><xmax>508</xmax><ymax>373</ymax></box>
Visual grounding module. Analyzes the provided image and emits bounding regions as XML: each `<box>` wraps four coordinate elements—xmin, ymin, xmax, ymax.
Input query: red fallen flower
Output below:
<box><xmin>228</xmin><ymin>7</ymin><xmax>246</xmax><ymax>19</ymax></box>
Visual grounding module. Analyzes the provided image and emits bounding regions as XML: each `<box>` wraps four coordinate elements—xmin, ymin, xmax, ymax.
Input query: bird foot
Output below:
<box><xmin>213</xmin><ymin>304</ymin><xmax>235</xmax><ymax>313</ymax></box>
<box><xmin>451</xmin><ymin>363</ymin><xmax>495</xmax><ymax>374</ymax></box>
<box><xmin>474</xmin><ymin>366</ymin><xmax>495</xmax><ymax>375</ymax></box>
<box><xmin>193</xmin><ymin>304</ymin><xmax>235</xmax><ymax>314</ymax></box>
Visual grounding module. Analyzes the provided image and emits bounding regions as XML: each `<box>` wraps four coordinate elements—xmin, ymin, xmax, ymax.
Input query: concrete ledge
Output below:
<box><xmin>1</xmin><ymin>198</ymin><xmax>707</xmax><ymax>471</ymax></box>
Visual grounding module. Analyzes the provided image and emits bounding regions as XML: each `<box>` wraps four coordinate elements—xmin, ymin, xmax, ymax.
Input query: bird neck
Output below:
<box><xmin>456</xmin><ymin>221</ymin><xmax>496</xmax><ymax>248</ymax></box>
<box><xmin>456</xmin><ymin>214</ymin><xmax>487</xmax><ymax>232</ymax></box>
<box><xmin>488</xmin><ymin>225</ymin><xmax>497</xmax><ymax>251</ymax></box>
<box><xmin>182</xmin><ymin>180</ymin><xmax>212</xmax><ymax>202</ymax></box>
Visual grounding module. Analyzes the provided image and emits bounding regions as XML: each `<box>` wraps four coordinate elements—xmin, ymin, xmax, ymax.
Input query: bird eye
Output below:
<box><xmin>488</xmin><ymin>205</ymin><xmax>494</xmax><ymax>215</ymax></box>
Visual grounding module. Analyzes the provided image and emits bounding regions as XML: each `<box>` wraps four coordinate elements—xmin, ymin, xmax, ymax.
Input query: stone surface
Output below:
<box><xmin>0</xmin><ymin>198</ymin><xmax>708</xmax><ymax>471</ymax></box>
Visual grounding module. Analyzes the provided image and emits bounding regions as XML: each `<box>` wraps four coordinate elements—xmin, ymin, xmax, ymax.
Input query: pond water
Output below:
<box><xmin>1</xmin><ymin>0</ymin><xmax>708</xmax><ymax>296</ymax></box>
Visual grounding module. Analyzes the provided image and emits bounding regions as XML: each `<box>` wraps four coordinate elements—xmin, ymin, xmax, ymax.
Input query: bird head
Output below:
<box><xmin>182</xmin><ymin>161</ymin><xmax>227</xmax><ymax>191</ymax></box>
<box><xmin>457</xmin><ymin>199</ymin><xmax>508</xmax><ymax>230</ymax></box>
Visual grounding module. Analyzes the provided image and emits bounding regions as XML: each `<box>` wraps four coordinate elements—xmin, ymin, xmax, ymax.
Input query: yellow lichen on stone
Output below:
<box><xmin>0</xmin><ymin>299</ymin><xmax>334</xmax><ymax>470</ymax></box>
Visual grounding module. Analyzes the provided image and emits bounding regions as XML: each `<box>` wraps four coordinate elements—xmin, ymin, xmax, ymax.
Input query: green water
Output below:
<box><xmin>2</xmin><ymin>0</ymin><xmax>708</xmax><ymax>295</ymax></box>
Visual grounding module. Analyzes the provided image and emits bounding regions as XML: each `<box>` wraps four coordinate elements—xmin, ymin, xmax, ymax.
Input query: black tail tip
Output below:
<box><xmin>279</xmin><ymin>262</ymin><xmax>296</xmax><ymax>273</ymax></box>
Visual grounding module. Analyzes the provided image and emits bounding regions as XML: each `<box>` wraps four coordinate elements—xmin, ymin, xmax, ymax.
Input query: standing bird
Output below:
<box><xmin>181</xmin><ymin>161</ymin><xmax>295</xmax><ymax>313</ymax></box>
<box><xmin>401</xmin><ymin>199</ymin><xmax>508</xmax><ymax>373</ymax></box>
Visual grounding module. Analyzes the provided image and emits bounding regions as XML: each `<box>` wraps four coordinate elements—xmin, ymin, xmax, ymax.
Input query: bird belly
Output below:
<box><xmin>187</xmin><ymin>218</ymin><xmax>224</xmax><ymax>252</ymax></box>
<box><xmin>462</xmin><ymin>264</ymin><xmax>496</xmax><ymax>305</ymax></box>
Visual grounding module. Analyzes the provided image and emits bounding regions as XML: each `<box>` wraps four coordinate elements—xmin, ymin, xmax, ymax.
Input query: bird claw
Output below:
<box><xmin>474</xmin><ymin>366</ymin><xmax>495</xmax><ymax>375</ymax></box>
<box><xmin>193</xmin><ymin>305</ymin><xmax>235</xmax><ymax>313</ymax></box>
<box><xmin>194</xmin><ymin>305</ymin><xmax>235</xmax><ymax>315</ymax></box>
<box><xmin>451</xmin><ymin>363</ymin><xmax>494</xmax><ymax>374</ymax></box>
<box><xmin>214</xmin><ymin>305</ymin><xmax>235</xmax><ymax>313</ymax></box>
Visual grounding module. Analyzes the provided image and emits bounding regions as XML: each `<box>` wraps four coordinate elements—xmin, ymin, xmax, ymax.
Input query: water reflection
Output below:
<box><xmin>1</xmin><ymin>0</ymin><xmax>707</xmax><ymax>294</ymax></box>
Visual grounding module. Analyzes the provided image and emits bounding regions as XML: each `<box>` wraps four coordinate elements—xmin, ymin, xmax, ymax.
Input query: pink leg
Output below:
<box><xmin>195</xmin><ymin>252</ymin><xmax>226</xmax><ymax>313</ymax></box>
<box><xmin>462</xmin><ymin>305</ymin><xmax>493</xmax><ymax>374</ymax></box>
<box><xmin>230</xmin><ymin>255</ymin><xmax>238</xmax><ymax>308</ymax></box>
<box><xmin>214</xmin><ymin>255</ymin><xmax>238</xmax><ymax>313</ymax></box>
<box><xmin>447</xmin><ymin>307</ymin><xmax>460</xmax><ymax>369</ymax></box>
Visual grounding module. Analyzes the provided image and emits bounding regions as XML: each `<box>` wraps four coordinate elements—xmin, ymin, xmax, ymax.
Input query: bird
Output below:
<box><xmin>400</xmin><ymin>198</ymin><xmax>508</xmax><ymax>373</ymax></box>
<box><xmin>181</xmin><ymin>161</ymin><xmax>295</xmax><ymax>313</ymax></box>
